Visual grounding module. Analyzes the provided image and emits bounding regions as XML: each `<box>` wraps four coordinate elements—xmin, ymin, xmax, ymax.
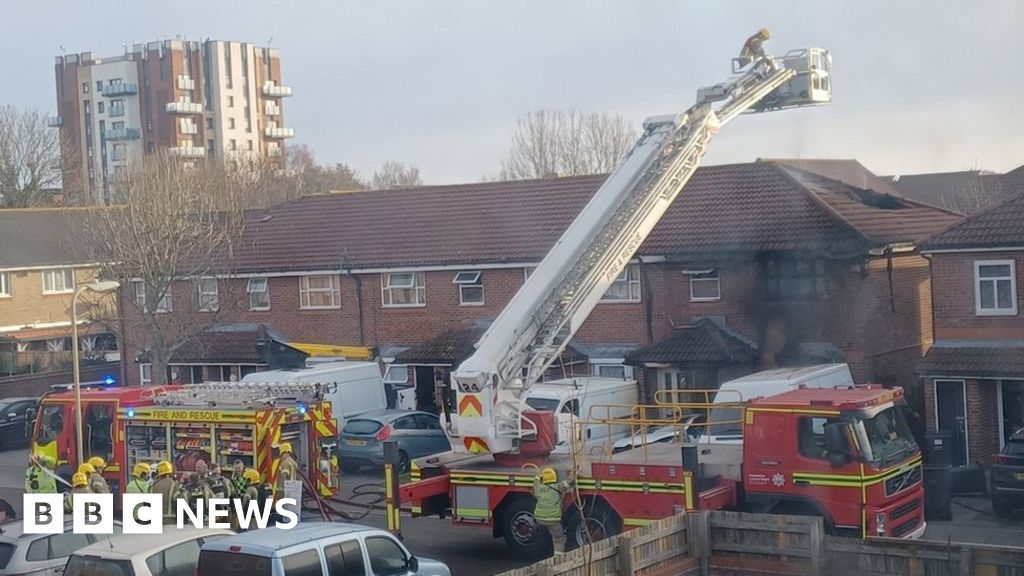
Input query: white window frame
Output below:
<box><xmin>975</xmin><ymin>260</ymin><xmax>1018</xmax><ymax>316</ymax></box>
<box><xmin>299</xmin><ymin>274</ymin><xmax>340</xmax><ymax>309</ymax></box>
<box><xmin>140</xmin><ymin>363</ymin><xmax>152</xmax><ymax>385</ymax></box>
<box><xmin>247</xmin><ymin>277</ymin><xmax>270</xmax><ymax>310</ymax></box>
<box><xmin>591</xmin><ymin>361</ymin><xmax>633</xmax><ymax>380</ymax></box>
<box><xmin>453</xmin><ymin>271</ymin><xmax>484</xmax><ymax>306</ymax></box>
<box><xmin>133</xmin><ymin>280</ymin><xmax>172</xmax><ymax>313</ymax></box>
<box><xmin>600</xmin><ymin>263</ymin><xmax>641</xmax><ymax>303</ymax></box>
<box><xmin>42</xmin><ymin>268</ymin><xmax>75</xmax><ymax>294</ymax></box>
<box><xmin>382</xmin><ymin>272</ymin><xmax>426</xmax><ymax>308</ymax></box>
<box><xmin>685</xmin><ymin>268</ymin><xmax>721</xmax><ymax>302</ymax></box>
<box><xmin>197</xmin><ymin>277</ymin><xmax>219</xmax><ymax>312</ymax></box>
<box><xmin>0</xmin><ymin>272</ymin><xmax>10</xmax><ymax>297</ymax></box>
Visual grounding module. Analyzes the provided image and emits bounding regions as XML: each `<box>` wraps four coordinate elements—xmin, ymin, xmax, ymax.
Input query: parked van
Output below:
<box><xmin>198</xmin><ymin>522</ymin><xmax>450</xmax><ymax>576</ymax></box>
<box><xmin>524</xmin><ymin>377</ymin><xmax>640</xmax><ymax>453</ymax></box>
<box><xmin>243</xmin><ymin>362</ymin><xmax>387</xmax><ymax>425</ymax></box>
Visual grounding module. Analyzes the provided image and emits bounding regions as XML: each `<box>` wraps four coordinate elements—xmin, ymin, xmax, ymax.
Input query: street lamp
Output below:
<box><xmin>72</xmin><ymin>280</ymin><xmax>120</xmax><ymax>463</ymax></box>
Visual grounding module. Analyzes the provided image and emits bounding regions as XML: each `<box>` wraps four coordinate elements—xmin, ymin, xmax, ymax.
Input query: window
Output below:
<box><xmin>393</xmin><ymin>415</ymin><xmax>417</xmax><ymax>430</ymax></box>
<box><xmin>42</xmin><ymin>268</ymin><xmax>74</xmax><ymax>294</ymax></box>
<box><xmin>975</xmin><ymin>260</ymin><xmax>1017</xmax><ymax>315</ymax></box>
<box><xmin>247</xmin><ymin>140</ymin><xmax>254</xmax><ymax>151</ymax></box>
<box><xmin>206</xmin><ymin>117</ymin><xmax>214</xmax><ymax>129</ymax></box>
<box><xmin>593</xmin><ymin>364</ymin><xmax>633</xmax><ymax>379</ymax></box>
<box><xmin>140</xmin><ymin>364</ymin><xmax>152</xmax><ymax>385</ymax></box>
<box><xmin>415</xmin><ymin>413</ymin><xmax>442</xmax><ymax>430</ymax></box>
<box><xmin>601</xmin><ymin>263</ymin><xmax>641</xmax><ymax>302</ymax></box>
<box><xmin>112</xmin><ymin>143</ymin><xmax>127</xmax><ymax>161</ymax></box>
<box><xmin>382</xmin><ymin>272</ymin><xmax>426</xmax><ymax>307</ymax></box>
<box><xmin>229</xmin><ymin>139</ymin><xmax>237</xmax><ymax>151</ymax></box>
<box><xmin>197</xmin><ymin>278</ymin><xmax>219</xmax><ymax>311</ymax></box>
<box><xmin>26</xmin><ymin>533</ymin><xmax>91</xmax><ymax>561</ymax></box>
<box><xmin>453</xmin><ymin>271</ymin><xmax>484</xmax><ymax>305</ymax></box>
<box><xmin>0</xmin><ymin>272</ymin><xmax>9</xmax><ymax>297</ymax></box>
<box><xmin>228</xmin><ymin>118</ymin><xmax>236</xmax><ymax>129</ymax></box>
<box><xmin>146</xmin><ymin>539</ymin><xmax>202</xmax><ymax>576</ymax></box>
<box><xmin>686</xmin><ymin>269</ymin><xmax>721</xmax><ymax>301</ymax></box>
<box><xmin>82</xmin><ymin>82</ymin><xmax>90</xmax><ymax>93</ymax></box>
<box><xmin>798</xmin><ymin>416</ymin><xmax>838</xmax><ymax>460</ymax></box>
<box><xmin>97</xmin><ymin>101</ymin><xmax>105</xmax><ymax>114</ymax></box>
<box><xmin>109</xmin><ymin>99</ymin><xmax>124</xmax><ymax>117</ymax></box>
<box><xmin>281</xmin><ymin>550</ymin><xmax>322</xmax><ymax>576</ymax></box>
<box><xmin>365</xmin><ymin>537</ymin><xmax>409</xmax><ymax>576</ymax></box>
<box><xmin>325</xmin><ymin>540</ymin><xmax>366</xmax><ymax>576</ymax></box>
<box><xmin>198</xmin><ymin>551</ymin><xmax>272</xmax><ymax>576</ymax></box>
<box><xmin>133</xmin><ymin>280</ymin><xmax>172</xmax><ymax>312</ymax></box>
<box><xmin>227</xmin><ymin>95</ymin><xmax>235</xmax><ymax>108</ymax></box>
<box><xmin>299</xmin><ymin>275</ymin><xmax>340</xmax><ymax>309</ymax></box>
<box><xmin>247</xmin><ymin>277</ymin><xmax>270</xmax><ymax>310</ymax></box>
<box><xmin>766</xmin><ymin>259</ymin><xmax>826</xmax><ymax>299</ymax></box>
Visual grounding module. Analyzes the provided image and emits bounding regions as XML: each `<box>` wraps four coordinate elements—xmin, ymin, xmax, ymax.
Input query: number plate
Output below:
<box><xmin>344</xmin><ymin>439</ymin><xmax>367</xmax><ymax>447</ymax></box>
<box><xmin>1015</xmin><ymin>472</ymin><xmax>1024</xmax><ymax>481</ymax></box>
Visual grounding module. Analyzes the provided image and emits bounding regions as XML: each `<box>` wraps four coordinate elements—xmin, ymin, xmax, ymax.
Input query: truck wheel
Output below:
<box><xmin>501</xmin><ymin>497</ymin><xmax>549</xmax><ymax>560</ymax></box>
<box><xmin>398</xmin><ymin>451</ymin><xmax>411</xmax><ymax>475</ymax></box>
<box><xmin>566</xmin><ymin>501</ymin><xmax>622</xmax><ymax>550</ymax></box>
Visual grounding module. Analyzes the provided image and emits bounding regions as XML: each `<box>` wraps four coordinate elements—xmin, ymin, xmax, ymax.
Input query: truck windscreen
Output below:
<box><xmin>852</xmin><ymin>406</ymin><xmax>918</xmax><ymax>466</ymax></box>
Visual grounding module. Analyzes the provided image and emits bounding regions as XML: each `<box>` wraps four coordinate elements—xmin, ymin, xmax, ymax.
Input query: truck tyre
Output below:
<box><xmin>398</xmin><ymin>451</ymin><xmax>411</xmax><ymax>475</ymax></box>
<box><xmin>566</xmin><ymin>500</ymin><xmax>622</xmax><ymax>550</ymax></box>
<box><xmin>501</xmin><ymin>497</ymin><xmax>549</xmax><ymax>560</ymax></box>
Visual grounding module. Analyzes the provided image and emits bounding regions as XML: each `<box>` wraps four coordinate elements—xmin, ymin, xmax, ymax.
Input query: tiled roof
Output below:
<box><xmin>170</xmin><ymin>323</ymin><xmax>286</xmax><ymax>364</ymax></box>
<box><xmin>394</xmin><ymin>323</ymin><xmax>488</xmax><ymax>365</ymax></box>
<box><xmin>0</xmin><ymin>323</ymin><xmax>108</xmax><ymax>341</ymax></box>
<box><xmin>624</xmin><ymin>319</ymin><xmax>758</xmax><ymax>366</ymax></box>
<box><xmin>917</xmin><ymin>341</ymin><xmax>1024</xmax><ymax>378</ymax></box>
<box><xmin>0</xmin><ymin>208</ymin><xmax>97</xmax><ymax>268</ymax></box>
<box><xmin>227</xmin><ymin>160</ymin><xmax>960</xmax><ymax>274</ymax></box>
<box><xmin>919</xmin><ymin>191</ymin><xmax>1024</xmax><ymax>251</ymax></box>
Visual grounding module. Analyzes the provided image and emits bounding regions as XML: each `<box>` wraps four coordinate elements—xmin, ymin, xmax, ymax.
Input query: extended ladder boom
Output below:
<box><xmin>447</xmin><ymin>49</ymin><xmax>830</xmax><ymax>456</ymax></box>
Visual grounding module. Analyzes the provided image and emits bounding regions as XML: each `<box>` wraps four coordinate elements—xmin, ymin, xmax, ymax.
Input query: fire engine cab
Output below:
<box><xmin>31</xmin><ymin>382</ymin><xmax>339</xmax><ymax>497</ymax></box>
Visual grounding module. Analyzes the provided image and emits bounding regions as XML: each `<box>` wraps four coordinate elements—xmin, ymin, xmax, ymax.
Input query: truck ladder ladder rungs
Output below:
<box><xmin>152</xmin><ymin>381</ymin><xmax>335</xmax><ymax>407</ymax></box>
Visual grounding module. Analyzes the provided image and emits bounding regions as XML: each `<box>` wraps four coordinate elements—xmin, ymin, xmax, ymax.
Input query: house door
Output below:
<box><xmin>935</xmin><ymin>380</ymin><xmax>968</xmax><ymax>466</ymax></box>
<box><xmin>999</xmin><ymin>380</ymin><xmax>1024</xmax><ymax>447</ymax></box>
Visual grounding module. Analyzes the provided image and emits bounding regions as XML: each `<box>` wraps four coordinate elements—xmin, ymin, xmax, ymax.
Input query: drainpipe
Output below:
<box><xmin>341</xmin><ymin>262</ymin><xmax>366</xmax><ymax>346</ymax></box>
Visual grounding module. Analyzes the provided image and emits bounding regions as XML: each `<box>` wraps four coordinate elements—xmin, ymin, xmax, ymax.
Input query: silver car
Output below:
<box><xmin>0</xmin><ymin>519</ymin><xmax>122</xmax><ymax>576</ymax></box>
<box><xmin>339</xmin><ymin>410</ymin><xmax>450</xmax><ymax>474</ymax></box>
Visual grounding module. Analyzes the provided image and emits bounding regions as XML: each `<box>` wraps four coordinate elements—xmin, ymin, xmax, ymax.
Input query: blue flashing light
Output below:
<box><xmin>103</xmin><ymin>374</ymin><xmax>116</xmax><ymax>386</ymax></box>
<box><xmin>297</xmin><ymin>403</ymin><xmax>307</xmax><ymax>415</ymax></box>
<box><xmin>126</xmin><ymin>407</ymin><xmax>135</xmax><ymax>418</ymax></box>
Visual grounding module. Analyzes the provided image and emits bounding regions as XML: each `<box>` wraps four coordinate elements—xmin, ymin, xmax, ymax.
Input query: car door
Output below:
<box><xmin>391</xmin><ymin>415</ymin><xmax>423</xmax><ymax>456</ymax></box>
<box><xmin>11</xmin><ymin>401</ymin><xmax>35</xmax><ymax>444</ymax></box>
<box><xmin>413</xmin><ymin>414</ymin><xmax>449</xmax><ymax>456</ymax></box>
<box><xmin>363</xmin><ymin>536</ymin><xmax>414</xmax><ymax>576</ymax></box>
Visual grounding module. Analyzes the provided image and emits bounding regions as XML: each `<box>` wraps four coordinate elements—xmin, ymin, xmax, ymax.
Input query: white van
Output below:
<box><xmin>524</xmin><ymin>377</ymin><xmax>640</xmax><ymax>453</ymax></box>
<box><xmin>242</xmin><ymin>362</ymin><xmax>387</xmax><ymax>425</ymax></box>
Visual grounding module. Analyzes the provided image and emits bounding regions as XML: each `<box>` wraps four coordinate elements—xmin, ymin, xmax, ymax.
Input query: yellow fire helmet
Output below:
<box><xmin>758</xmin><ymin>28</ymin><xmax>771</xmax><ymax>40</ymax></box>
<box><xmin>77</xmin><ymin>463</ymin><xmax>95</xmax><ymax>475</ymax></box>
<box><xmin>156</xmin><ymin>461</ymin><xmax>174</xmax><ymax>476</ymax></box>
<box><xmin>88</xmin><ymin>456</ymin><xmax>106</xmax><ymax>469</ymax></box>
<box><xmin>279</xmin><ymin>442</ymin><xmax>293</xmax><ymax>455</ymax></box>
<box><xmin>72</xmin><ymin>472</ymin><xmax>88</xmax><ymax>488</ymax></box>
<box><xmin>540</xmin><ymin>467</ymin><xmax>557</xmax><ymax>485</ymax></box>
<box><xmin>243</xmin><ymin>469</ymin><xmax>261</xmax><ymax>485</ymax></box>
<box><xmin>133</xmin><ymin>462</ymin><xmax>151</xmax><ymax>477</ymax></box>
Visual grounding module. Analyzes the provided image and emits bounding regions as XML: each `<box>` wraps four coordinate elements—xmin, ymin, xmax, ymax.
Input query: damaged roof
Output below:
<box><xmin>169</xmin><ymin>323</ymin><xmax>286</xmax><ymax>364</ymax></box>
<box><xmin>228</xmin><ymin>160</ymin><xmax>961</xmax><ymax>273</ymax></box>
<box><xmin>919</xmin><ymin>190</ymin><xmax>1024</xmax><ymax>251</ymax></box>
<box><xmin>624</xmin><ymin>318</ymin><xmax>758</xmax><ymax>366</ymax></box>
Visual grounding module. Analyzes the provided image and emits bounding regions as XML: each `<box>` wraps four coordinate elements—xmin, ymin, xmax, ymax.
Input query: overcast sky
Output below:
<box><xmin>8</xmin><ymin>0</ymin><xmax>1023</xmax><ymax>183</ymax></box>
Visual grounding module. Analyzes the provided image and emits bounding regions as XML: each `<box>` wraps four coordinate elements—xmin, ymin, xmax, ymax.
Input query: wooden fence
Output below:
<box><xmin>496</xmin><ymin>510</ymin><xmax>1024</xmax><ymax>576</ymax></box>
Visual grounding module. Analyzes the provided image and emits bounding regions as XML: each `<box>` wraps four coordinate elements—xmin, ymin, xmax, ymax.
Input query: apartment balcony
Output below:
<box><xmin>265</xmin><ymin>126</ymin><xmax>295</xmax><ymax>139</ymax></box>
<box><xmin>176</xmin><ymin>75</ymin><xmax>195</xmax><ymax>91</ymax></box>
<box><xmin>179</xmin><ymin>121</ymin><xmax>198</xmax><ymax>135</ymax></box>
<box><xmin>262</xmin><ymin>81</ymin><xmax>293</xmax><ymax>97</ymax></box>
<box><xmin>165</xmin><ymin>101</ymin><xmax>204</xmax><ymax>114</ymax></box>
<box><xmin>104</xmin><ymin>127</ymin><xmax>140</xmax><ymax>141</ymax></box>
<box><xmin>167</xmin><ymin>146</ymin><xmax>206</xmax><ymax>158</ymax></box>
<box><xmin>265</xmin><ymin>101</ymin><xmax>281</xmax><ymax>117</ymax></box>
<box><xmin>101</xmin><ymin>82</ymin><xmax>138</xmax><ymax>97</ymax></box>
<box><xmin>267</xmin><ymin>146</ymin><xmax>283</xmax><ymax>157</ymax></box>
<box><xmin>46</xmin><ymin>116</ymin><xmax>62</xmax><ymax>127</ymax></box>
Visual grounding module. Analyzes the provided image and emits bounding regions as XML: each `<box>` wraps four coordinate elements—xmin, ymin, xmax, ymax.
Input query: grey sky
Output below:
<box><xmin>8</xmin><ymin>0</ymin><xmax>1024</xmax><ymax>183</ymax></box>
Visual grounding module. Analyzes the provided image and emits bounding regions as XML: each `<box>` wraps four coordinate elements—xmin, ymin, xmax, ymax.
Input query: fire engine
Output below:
<box><xmin>399</xmin><ymin>43</ymin><xmax>922</xmax><ymax>557</ymax></box>
<box><xmin>31</xmin><ymin>382</ymin><xmax>339</xmax><ymax>498</ymax></box>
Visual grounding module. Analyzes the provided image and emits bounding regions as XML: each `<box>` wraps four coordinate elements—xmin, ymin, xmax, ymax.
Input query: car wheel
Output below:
<box><xmin>398</xmin><ymin>451</ymin><xmax>410</xmax><ymax>475</ymax></box>
<box><xmin>341</xmin><ymin>462</ymin><xmax>361</xmax><ymax>474</ymax></box>
<box><xmin>500</xmin><ymin>497</ymin><xmax>549</xmax><ymax>560</ymax></box>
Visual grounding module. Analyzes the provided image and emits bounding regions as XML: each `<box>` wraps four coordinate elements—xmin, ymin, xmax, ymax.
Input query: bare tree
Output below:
<box><xmin>939</xmin><ymin>172</ymin><xmax>1005</xmax><ymax>214</ymax></box>
<box><xmin>81</xmin><ymin>153</ymin><xmax>251</xmax><ymax>386</ymax></box>
<box><xmin>371</xmin><ymin>160</ymin><xmax>422</xmax><ymax>190</ymax></box>
<box><xmin>286</xmin><ymin>144</ymin><xmax>366</xmax><ymax>195</ymax></box>
<box><xmin>498</xmin><ymin>110</ymin><xmax>637</xmax><ymax>180</ymax></box>
<box><xmin>0</xmin><ymin>105</ymin><xmax>63</xmax><ymax>208</ymax></box>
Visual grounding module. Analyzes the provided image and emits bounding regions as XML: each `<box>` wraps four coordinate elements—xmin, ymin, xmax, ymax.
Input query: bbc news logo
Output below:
<box><xmin>23</xmin><ymin>494</ymin><xmax>299</xmax><ymax>533</ymax></box>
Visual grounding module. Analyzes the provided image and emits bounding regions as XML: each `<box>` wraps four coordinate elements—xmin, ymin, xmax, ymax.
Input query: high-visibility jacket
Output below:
<box><xmin>25</xmin><ymin>465</ymin><xmax>57</xmax><ymax>494</ymax></box>
<box><xmin>532</xmin><ymin>477</ymin><xmax>571</xmax><ymax>522</ymax></box>
<box><xmin>275</xmin><ymin>454</ymin><xmax>300</xmax><ymax>494</ymax></box>
<box><xmin>126</xmin><ymin>478</ymin><xmax>150</xmax><ymax>493</ymax></box>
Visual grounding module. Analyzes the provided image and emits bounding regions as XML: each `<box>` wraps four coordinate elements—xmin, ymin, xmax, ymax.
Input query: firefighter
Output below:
<box><xmin>126</xmin><ymin>463</ymin><xmax>151</xmax><ymax>493</ymax></box>
<box><xmin>533</xmin><ymin>467</ymin><xmax>573</xmax><ymax>556</ymax></box>
<box><xmin>25</xmin><ymin>454</ymin><xmax>57</xmax><ymax>494</ymax></box>
<box><xmin>207</xmin><ymin>464</ymin><xmax>233</xmax><ymax>499</ymax></box>
<box><xmin>229</xmin><ymin>459</ymin><xmax>248</xmax><ymax>496</ymax></box>
<box><xmin>241</xmin><ymin>468</ymin><xmax>263</xmax><ymax>508</ymax></box>
<box><xmin>194</xmin><ymin>459</ymin><xmax>210</xmax><ymax>483</ymax></box>
<box><xmin>150</xmin><ymin>461</ymin><xmax>180</xmax><ymax>524</ymax></box>
<box><xmin>181</xmin><ymin>473</ymin><xmax>214</xmax><ymax>512</ymax></box>
<box><xmin>65</xmin><ymin>473</ymin><xmax>91</xmax><ymax>513</ymax></box>
<box><xmin>738</xmin><ymin>28</ymin><xmax>771</xmax><ymax>67</ymax></box>
<box><xmin>275</xmin><ymin>442</ymin><xmax>301</xmax><ymax>495</ymax></box>
<box><xmin>87</xmin><ymin>456</ymin><xmax>110</xmax><ymax>493</ymax></box>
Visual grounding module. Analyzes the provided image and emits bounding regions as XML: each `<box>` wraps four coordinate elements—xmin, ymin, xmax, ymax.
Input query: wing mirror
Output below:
<box><xmin>823</xmin><ymin>422</ymin><xmax>851</xmax><ymax>468</ymax></box>
<box><xmin>406</xmin><ymin>555</ymin><xmax>419</xmax><ymax>573</ymax></box>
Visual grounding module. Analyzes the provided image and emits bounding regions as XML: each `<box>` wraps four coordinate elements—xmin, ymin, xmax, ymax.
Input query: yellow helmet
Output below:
<box><xmin>77</xmin><ymin>463</ymin><xmax>96</xmax><ymax>475</ymax></box>
<box><xmin>540</xmin><ymin>467</ymin><xmax>557</xmax><ymax>485</ymax></box>
<box><xmin>279</xmin><ymin>442</ymin><xmax>293</xmax><ymax>454</ymax></box>
<box><xmin>758</xmin><ymin>28</ymin><xmax>771</xmax><ymax>40</ymax></box>
<box><xmin>156</xmin><ymin>461</ymin><xmax>174</xmax><ymax>476</ymax></box>
<box><xmin>133</xmin><ymin>463</ymin><xmax>151</xmax><ymax>477</ymax></box>
<box><xmin>72</xmin><ymin>473</ymin><xmax>88</xmax><ymax>488</ymax></box>
<box><xmin>88</xmin><ymin>456</ymin><xmax>106</xmax><ymax>469</ymax></box>
<box><xmin>243</xmin><ymin>469</ymin><xmax>261</xmax><ymax>485</ymax></box>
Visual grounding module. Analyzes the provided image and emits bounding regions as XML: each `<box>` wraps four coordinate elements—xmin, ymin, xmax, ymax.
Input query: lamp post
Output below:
<box><xmin>72</xmin><ymin>280</ymin><xmax>120</xmax><ymax>463</ymax></box>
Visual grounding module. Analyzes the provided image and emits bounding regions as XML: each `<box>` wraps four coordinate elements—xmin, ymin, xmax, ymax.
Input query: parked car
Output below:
<box><xmin>0</xmin><ymin>397</ymin><xmax>38</xmax><ymax>450</ymax></box>
<box><xmin>612</xmin><ymin>413</ymin><xmax>703</xmax><ymax>453</ymax></box>
<box><xmin>0</xmin><ymin>519</ymin><xmax>122</xmax><ymax>576</ymax></box>
<box><xmin>198</xmin><ymin>522</ymin><xmax>450</xmax><ymax>576</ymax></box>
<box><xmin>991</xmin><ymin>427</ymin><xmax>1024</xmax><ymax>518</ymax></box>
<box><xmin>339</xmin><ymin>410</ymin><xmax>449</xmax><ymax>474</ymax></box>
<box><xmin>62</xmin><ymin>527</ymin><xmax>232</xmax><ymax>576</ymax></box>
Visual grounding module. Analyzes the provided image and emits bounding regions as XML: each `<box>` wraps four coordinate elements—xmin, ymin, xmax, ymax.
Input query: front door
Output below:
<box><xmin>935</xmin><ymin>380</ymin><xmax>968</xmax><ymax>467</ymax></box>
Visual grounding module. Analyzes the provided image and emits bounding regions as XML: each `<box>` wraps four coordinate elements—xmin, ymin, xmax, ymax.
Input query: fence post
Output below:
<box><xmin>686</xmin><ymin>511</ymin><xmax>710</xmax><ymax>576</ymax></box>
<box><xmin>808</xmin><ymin>517</ymin><xmax>824</xmax><ymax>573</ymax></box>
<box><xmin>958</xmin><ymin>546</ymin><xmax>972</xmax><ymax>576</ymax></box>
<box><xmin>383</xmin><ymin>441</ymin><xmax>401</xmax><ymax>538</ymax></box>
<box><xmin>617</xmin><ymin>533</ymin><xmax>635</xmax><ymax>575</ymax></box>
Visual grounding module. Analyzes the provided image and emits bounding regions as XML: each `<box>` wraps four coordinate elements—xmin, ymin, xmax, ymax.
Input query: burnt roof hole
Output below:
<box><xmin>850</xmin><ymin>188</ymin><xmax>907</xmax><ymax>210</ymax></box>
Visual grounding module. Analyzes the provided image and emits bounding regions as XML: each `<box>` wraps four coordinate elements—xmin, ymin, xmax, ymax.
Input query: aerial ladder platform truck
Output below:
<box><xmin>401</xmin><ymin>44</ymin><xmax>925</xmax><ymax>558</ymax></box>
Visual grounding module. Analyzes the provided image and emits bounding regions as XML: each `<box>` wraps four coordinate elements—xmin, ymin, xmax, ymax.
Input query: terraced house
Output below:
<box><xmin>120</xmin><ymin>160</ymin><xmax>960</xmax><ymax>418</ymax></box>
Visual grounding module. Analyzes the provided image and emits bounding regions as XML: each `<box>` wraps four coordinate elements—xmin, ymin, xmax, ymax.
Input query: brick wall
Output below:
<box><xmin>0</xmin><ymin>361</ymin><xmax>119</xmax><ymax>397</ymax></box>
<box><xmin>930</xmin><ymin>251</ymin><xmax>1024</xmax><ymax>340</ymax></box>
<box><xmin>0</xmin><ymin>267</ymin><xmax>100</xmax><ymax>329</ymax></box>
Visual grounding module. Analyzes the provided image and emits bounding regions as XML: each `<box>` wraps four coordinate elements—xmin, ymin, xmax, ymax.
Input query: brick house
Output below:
<box><xmin>121</xmin><ymin>160</ymin><xmax>959</xmax><ymax>414</ymax></box>
<box><xmin>918</xmin><ymin>190</ymin><xmax>1024</xmax><ymax>467</ymax></box>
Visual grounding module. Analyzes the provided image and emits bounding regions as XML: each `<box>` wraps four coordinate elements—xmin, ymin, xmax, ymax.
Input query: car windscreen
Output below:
<box><xmin>525</xmin><ymin>398</ymin><xmax>559</xmax><ymax>412</ymax></box>
<box><xmin>342</xmin><ymin>419</ymin><xmax>383</xmax><ymax>435</ymax></box>
<box><xmin>198</xmin><ymin>551</ymin><xmax>272</xmax><ymax>576</ymax></box>
<box><xmin>0</xmin><ymin>542</ymin><xmax>14</xmax><ymax>570</ymax></box>
<box><xmin>65</xmin><ymin>555</ymin><xmax>134</xmax><ymax>576</ymax></box>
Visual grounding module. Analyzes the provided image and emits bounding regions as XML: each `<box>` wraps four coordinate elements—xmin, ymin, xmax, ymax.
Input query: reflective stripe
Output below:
<box><xmin>746</xmin><ymin>407</ymin><xmax>841</xmax><ymax>416</ymax></box>
<box><xmin>455</xmin><ymin>507</ymin><xmax>491</xmax><ymax>519</ymax></box>
<box><xmin>684</xmin><ymin>474</ymin><xmax>694</xmax><ymax>510</ymax></box>
<box><xmin>623</xmin><ymin>518</ymin><xmax>654</xmax><ymax>527</ymax></box>
<box><xmin>792</xmin><ymin>458</ymin><xmax>923</xmax><ymax>488</ymax></box>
